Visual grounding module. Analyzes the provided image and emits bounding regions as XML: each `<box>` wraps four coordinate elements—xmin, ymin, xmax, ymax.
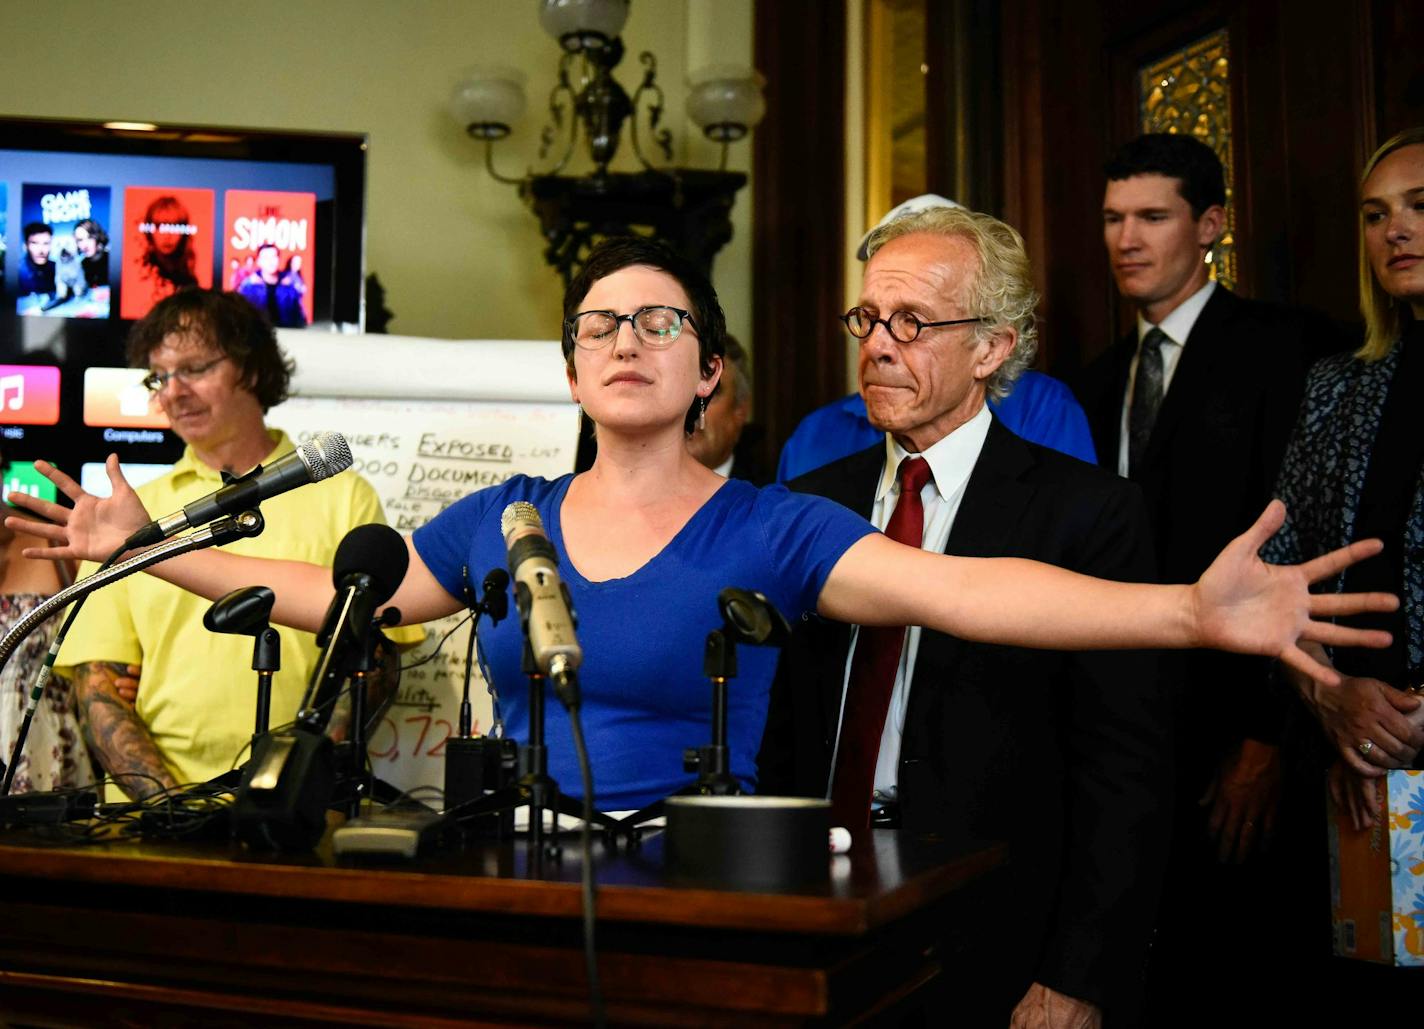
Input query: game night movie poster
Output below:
<box><xmin>119</xmin><ymin>186</ymin><xmax>215</xmax><ymax>321</ymax></box>
<box><xmin>15</xmin><ymin>182</ymin><xmax>113</xmax><ymax>319</ymax></box>
<box><xmin>224</xmin><ymin>189</ymin><xmax>316</xmax><ymax>328</ymax></box>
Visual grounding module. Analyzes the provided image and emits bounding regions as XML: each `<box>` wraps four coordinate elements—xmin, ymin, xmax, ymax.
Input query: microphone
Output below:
<box><xmin>124</xmin><ymin>431</ymin><xmax>353</xmax><ymax>549</ymax></box>
<box><xmin>299</xmin><ymin>523</ymin><xmax>409</xmax><ymax>727</ymax></box>
<box><xmin>321</xmin><ymin>523</ymin><xmax>409</xmax><ymax>643</ymax></box>
<box><xmin>481</xmin><ymin>567</ymin><xmax>510</xmax><ymax>626</ymax></box>
<box><xmin>500</xmin><ymin>501</ymin><xmax>581</xmax><ymax>707</ymax></box>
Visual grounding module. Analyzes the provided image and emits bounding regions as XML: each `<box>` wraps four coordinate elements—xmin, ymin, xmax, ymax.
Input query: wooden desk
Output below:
<box><xmin>0</xmin><ymin>825</ymin><xmax>1001</xmax><ymax>1026</ymax></box>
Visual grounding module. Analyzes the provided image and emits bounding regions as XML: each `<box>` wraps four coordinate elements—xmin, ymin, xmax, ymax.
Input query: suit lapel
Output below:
<box><xmin>943</xmin><ymin>422</ymin><xmax>1036</xmax><ymax>557</ymax></box>
<box><xmin>1138</xmin><ymin>286</ymin><xmax>1238</xmax><ymax>471</ymax></box>
<box><xmin>811</xmin><ymin>443</ymin><xmax>882</xmax><ymax>520</ymax></box>
<box><xmin>909</xmin><ymin>421</ymin><xmax>1036</xmax><ymax>686</ymax></box>
<box><xmin>797</xmin><ymin>443</ymin><xmax>884</xmax><ymax>735</ymax></box>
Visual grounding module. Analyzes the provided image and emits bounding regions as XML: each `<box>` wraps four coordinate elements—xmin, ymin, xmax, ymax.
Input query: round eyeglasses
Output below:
<box><xmin>567</xmin><ymin>306</ymin><xmax>699</xmax><ymax>350</ymax></box>
<box><xmin>140</xmin><ymin>355</ymin><xmax>228</xmax><ymax>393</ymax></box>
<box><xmin>840</xmin><ymin>306</ymin><xmax>984</xmax><ymax>344</ymax></box>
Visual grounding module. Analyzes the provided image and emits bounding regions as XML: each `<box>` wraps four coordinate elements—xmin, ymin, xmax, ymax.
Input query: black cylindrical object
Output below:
<box><xmin>665</xmin><ymin>795</ymin><xmax>830</xmax><ymax>891</ymax></box>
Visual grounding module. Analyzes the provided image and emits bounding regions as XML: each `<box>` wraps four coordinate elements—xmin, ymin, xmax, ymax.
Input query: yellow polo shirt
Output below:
<box><xmin>59</xmin><ymin>429</ymin><xmax>424</xmax><ymax>794</ymax></box>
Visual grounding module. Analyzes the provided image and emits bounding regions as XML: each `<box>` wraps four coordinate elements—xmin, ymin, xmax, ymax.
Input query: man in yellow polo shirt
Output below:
<box><xmin>59</xmin><ymin>289</ymin><xmax>421</xmax><ymax>800</ymax></box>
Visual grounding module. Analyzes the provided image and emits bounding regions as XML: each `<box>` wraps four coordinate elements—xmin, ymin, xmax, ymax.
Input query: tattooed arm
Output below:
<box><xmin>72</xmin><ymin>660</ymin><xmax>177</xmax><ymax>800</ymax></box>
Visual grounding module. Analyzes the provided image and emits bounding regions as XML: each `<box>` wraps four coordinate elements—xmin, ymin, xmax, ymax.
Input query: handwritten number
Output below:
<box><xmin>427</xmin><ymin>719</ymin><xmax>454</xmax><ymax>758</ymax></box>
<box><xmin>407</xmin><ymin>714</ymin><xmax>432</xmax><ymax>756</ymax></box>
<box><xmin>369</xmin><ymin>717</ymin><xmax>399</xmax><ymax>761</ymax></box>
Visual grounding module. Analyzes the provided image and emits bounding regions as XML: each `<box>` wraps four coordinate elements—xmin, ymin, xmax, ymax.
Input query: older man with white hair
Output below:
<box><xmin>761</xmin><ymin>205</ymin><xmax>1169</xmax><ymax>1027</ymax></box>
<box><xmin>775</xmin><ymin>194</ymin><xmax>1098</xmax><ymax>482</ymax></box>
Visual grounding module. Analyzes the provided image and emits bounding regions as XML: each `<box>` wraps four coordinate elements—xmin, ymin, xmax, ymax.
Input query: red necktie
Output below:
<box><xmin>829</xmin><ymin>456</ymin><xmax>933</xmax><ymax>835</ymax></box>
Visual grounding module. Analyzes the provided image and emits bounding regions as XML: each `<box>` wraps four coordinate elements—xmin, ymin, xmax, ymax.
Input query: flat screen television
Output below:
<box><xmin>0</xmin><ymin>116</ymin><xmax>367</xmax><ymax>503</ymax></box>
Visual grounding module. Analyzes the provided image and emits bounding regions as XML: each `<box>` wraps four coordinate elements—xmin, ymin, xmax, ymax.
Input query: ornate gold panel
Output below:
<box><xmin>1139</xmin><ymin>29</ymin><xmax>1236</xmax><ymax>290</ymax></box>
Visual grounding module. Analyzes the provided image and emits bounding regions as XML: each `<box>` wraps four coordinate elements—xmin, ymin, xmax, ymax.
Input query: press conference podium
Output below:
<box><xmin>0</xmin><ymin>822</ymin><xmax>1002</xmax><ymax>1026</ymax></box>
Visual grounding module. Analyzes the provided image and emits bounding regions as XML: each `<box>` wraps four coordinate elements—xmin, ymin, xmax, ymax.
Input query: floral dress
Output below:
<box><xmin>0</xmin><ymin>594</ymin><xmax>92</xmax><ymax>792</ymax></box>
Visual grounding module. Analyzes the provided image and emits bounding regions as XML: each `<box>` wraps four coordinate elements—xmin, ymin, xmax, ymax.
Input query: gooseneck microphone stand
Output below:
<box><xmin>0</xmin><ymin>511</ymin><xmax>266</xmax><ymax>797</ymax></box>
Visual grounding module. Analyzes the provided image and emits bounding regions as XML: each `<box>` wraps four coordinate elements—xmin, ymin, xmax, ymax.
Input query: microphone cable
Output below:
<box><xmin>563</xmin><ymin>689</ymin><xmax>605</xmax><ymax>1028</ymax></box>
<box><xmin>396</xmin><ymin>611</ymin><xmax>471</xmax><ymax>673</ymax></box>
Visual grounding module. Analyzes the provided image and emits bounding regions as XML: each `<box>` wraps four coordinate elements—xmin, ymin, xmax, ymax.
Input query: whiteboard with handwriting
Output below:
<box><xmin>270</xmin><ymin>330</ymin><xmax>579</xmax><ymax>797</ymax></box>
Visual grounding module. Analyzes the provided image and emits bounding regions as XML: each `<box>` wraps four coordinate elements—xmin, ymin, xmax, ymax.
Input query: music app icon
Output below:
<box><xmin>0</xmin><ymin>366</ymin><xmax>61</xmax><ymax>425</ymax></box>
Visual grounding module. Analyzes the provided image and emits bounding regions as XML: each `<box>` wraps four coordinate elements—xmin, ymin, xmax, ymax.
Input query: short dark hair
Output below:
<box><xmin>126</xmin><ymin>289</ymin><xmax>295</xmax><ymax>412</ymax></box>
<box><xmin>23</xmin><ymin>222</ymin><xmax>52</xmax><ymax>241</ymax></box>
<box><xmin>562</xmin><ymin>237</ymin><xmax>727</xmax><ymax>434</ymax></box>
<box><xmin>1104</xmin><ymin>133</ymin><xmax>1226</xmax><ymax>217</ymax></box>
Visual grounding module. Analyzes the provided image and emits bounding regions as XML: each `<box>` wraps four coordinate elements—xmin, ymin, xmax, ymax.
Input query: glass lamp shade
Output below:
<box><xmin>449</xmin><ymin>68</ymin><xmax>528</xmax><ymax>137</ymax></box>
<box><xmin>687</xmin><ymin>66</ymin><xmax>767</xmax><ymax>142</ymax></box>
<box><xmin>538</xmin><ymin>0</ymin><xmax>630</xmax><ymax>48</ymax></box>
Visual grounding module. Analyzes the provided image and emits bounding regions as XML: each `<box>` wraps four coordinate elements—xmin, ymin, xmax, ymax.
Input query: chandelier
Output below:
<box><xmin>449</xmin><ymin>0</ymin><xmax>766</xmax><ymax>284</ymax></box>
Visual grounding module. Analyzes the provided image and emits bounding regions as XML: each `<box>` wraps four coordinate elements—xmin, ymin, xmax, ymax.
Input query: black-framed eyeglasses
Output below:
<box><xmin>566</xmin><ymin>306</ymin><xmax>699</xmax><ymax>350</ymax></box>
<box><xmin>140</xmin><ymin>355</ymin><xmax>228</xmax><ymax>393</ymax></box>
<box><xmin>840</xmin><ymin>306</ymin><xmax>984</xmax><ymax>344</ymax></box>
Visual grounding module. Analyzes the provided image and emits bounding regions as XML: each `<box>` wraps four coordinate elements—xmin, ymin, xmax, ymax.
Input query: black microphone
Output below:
<box><xmin>481</xmin><ymin>567</ymin><xmax>510</xmax><ymax>626</ymax></box>
<box><xmin>124</xmin><ymin>431</ymin><xmax>353</xmax><ymax>549</ymax></box>
<box><xmin>500</xmin><ymin>501</ymin><xmax>581</xmax><ymax>707</ymax></box>
<box><xmin>299</xmin><ymin>523</ymin><xmax>409</xmax><ymax>727</ymax></box>
<box><xmin>322</xmin><ymin>523</ymin><xmax>409</xmax><ymax>642</ymax></box>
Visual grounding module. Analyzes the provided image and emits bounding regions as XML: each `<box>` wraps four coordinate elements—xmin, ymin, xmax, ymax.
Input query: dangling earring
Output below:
<box><xmin>697</xmin><ymin>396</ymin><xmax>707</xmax><ymax>431</ymax></box>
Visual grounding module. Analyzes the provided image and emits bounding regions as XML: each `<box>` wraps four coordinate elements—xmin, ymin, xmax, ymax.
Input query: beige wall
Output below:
<box><xmin>0</xmin><ymin>0</ymin><xmax>754</xmax><ymax>346</ymax></box>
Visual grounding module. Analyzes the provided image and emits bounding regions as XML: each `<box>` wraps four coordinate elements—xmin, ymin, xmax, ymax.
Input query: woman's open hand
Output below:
<box><xmin>1192</xmin><ymin>500</ymin><xmax>1396</xmax><ymax>685</ymax></box>
<box><xmin>3</xmin><ymin>455</ymin><xmax>150</xmax><ymax>563</ymax></box>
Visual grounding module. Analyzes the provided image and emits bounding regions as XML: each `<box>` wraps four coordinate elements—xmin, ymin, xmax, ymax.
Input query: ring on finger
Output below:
<box><xmin>1359</xmin><ymin>739</ymin><xmax>1375</xmax><ymax>758</ymax></box>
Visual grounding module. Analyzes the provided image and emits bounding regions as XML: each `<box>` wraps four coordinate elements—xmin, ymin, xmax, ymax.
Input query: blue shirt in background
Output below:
<box><xmin>776</xmin><ymin>369</ymin><xmax>1097</xmax><ymax>482</ymax></box>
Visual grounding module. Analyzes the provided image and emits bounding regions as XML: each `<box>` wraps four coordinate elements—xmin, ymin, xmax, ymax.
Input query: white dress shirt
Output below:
<box><xmin>828</xmin><ymin>403</ymin><xmax>993</xmax><ymax>800</ymax></box>
<box><xmin>1116</xmin><ymin>279</ymin><xmax>1216</xmax><ymax>476</ymax></box>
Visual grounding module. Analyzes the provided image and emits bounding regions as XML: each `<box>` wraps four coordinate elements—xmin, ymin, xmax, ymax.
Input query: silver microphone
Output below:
<box><xmin>125</xmin><ymin>431</ymin><xmax>353</xmax><ymax>549</ymax></box>
<box><xmin>501</xmin><ymin>501</ymin><xmax>581</xmax><ymax>702</ymax></box>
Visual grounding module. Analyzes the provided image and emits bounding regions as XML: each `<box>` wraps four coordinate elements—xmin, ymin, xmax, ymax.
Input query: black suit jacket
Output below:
<box><xmin>760</xmin><ymin>420</ymin><xmax>1170</xmax><ymax>1013</ymax></box>
<box><xmin>1074</xmin><ymin>285</ymin><xmax>1341</xmax><ymax>768</ymax></box>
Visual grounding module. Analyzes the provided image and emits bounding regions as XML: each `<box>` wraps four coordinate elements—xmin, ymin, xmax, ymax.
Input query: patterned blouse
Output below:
<box><xmin>1261</xmin><ymin>335</ymin><xmax>1424</xmax><ymax>681</ymax></box>
<box><xmin>0</xmin><ymin>594</ymin><xmax>92</xmax><ymax>792</ymax></box>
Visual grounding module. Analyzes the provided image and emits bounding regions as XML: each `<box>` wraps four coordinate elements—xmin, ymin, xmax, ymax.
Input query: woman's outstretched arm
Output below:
<box><xmin>818</xmin><ymin>500</ymin><xmax>1394</xmax><ymax>686</ymax></box>
<box><xmin>4</xmin><ymin>455</ymin><xmax>463</xmax><ymax>631</ymax></box>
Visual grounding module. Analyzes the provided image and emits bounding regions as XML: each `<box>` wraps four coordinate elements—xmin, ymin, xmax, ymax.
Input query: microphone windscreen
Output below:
<box><xmin>500</xmin><ymin>500</ymin><xmax>543</xmax><ymax>540</ymax></box>
<box><xmin>298</xmin><ymin>431</ymin><xmax>354</xmax><ymax>480</ymax></box>
<box><xmin>332</xmin><ymin>523</ymin><xmax>409</xmax><ymax>603</ymax></box>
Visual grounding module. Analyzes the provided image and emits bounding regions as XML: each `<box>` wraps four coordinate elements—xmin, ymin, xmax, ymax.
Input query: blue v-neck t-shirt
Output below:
<box><xmin>412</xmin><ymin>474</ymin><xmax>876</xmax><ymax>810</ymax></box>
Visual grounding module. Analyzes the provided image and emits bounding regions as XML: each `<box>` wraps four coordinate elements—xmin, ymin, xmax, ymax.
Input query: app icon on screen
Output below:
<box><xmin>2</xmin><ymin>462</ymin><xmax>58</xmax><ymax>507</ymax></box>
<box><xmin>83</xmin><ymin>368</ymin><xmax>169</xmax><ymax>429</ymax></box>
<box><xmin>0</xmin><ymin>365</ymin><xmax>61</xmax><ymax>425</ymax></box>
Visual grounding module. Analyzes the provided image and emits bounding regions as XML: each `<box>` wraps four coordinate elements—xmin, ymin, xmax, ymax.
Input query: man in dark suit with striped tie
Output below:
<box><xmin>1074</xmin><ymin>133</ymin><xmax>1342</xmax><ymax>1023</ymax></box>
